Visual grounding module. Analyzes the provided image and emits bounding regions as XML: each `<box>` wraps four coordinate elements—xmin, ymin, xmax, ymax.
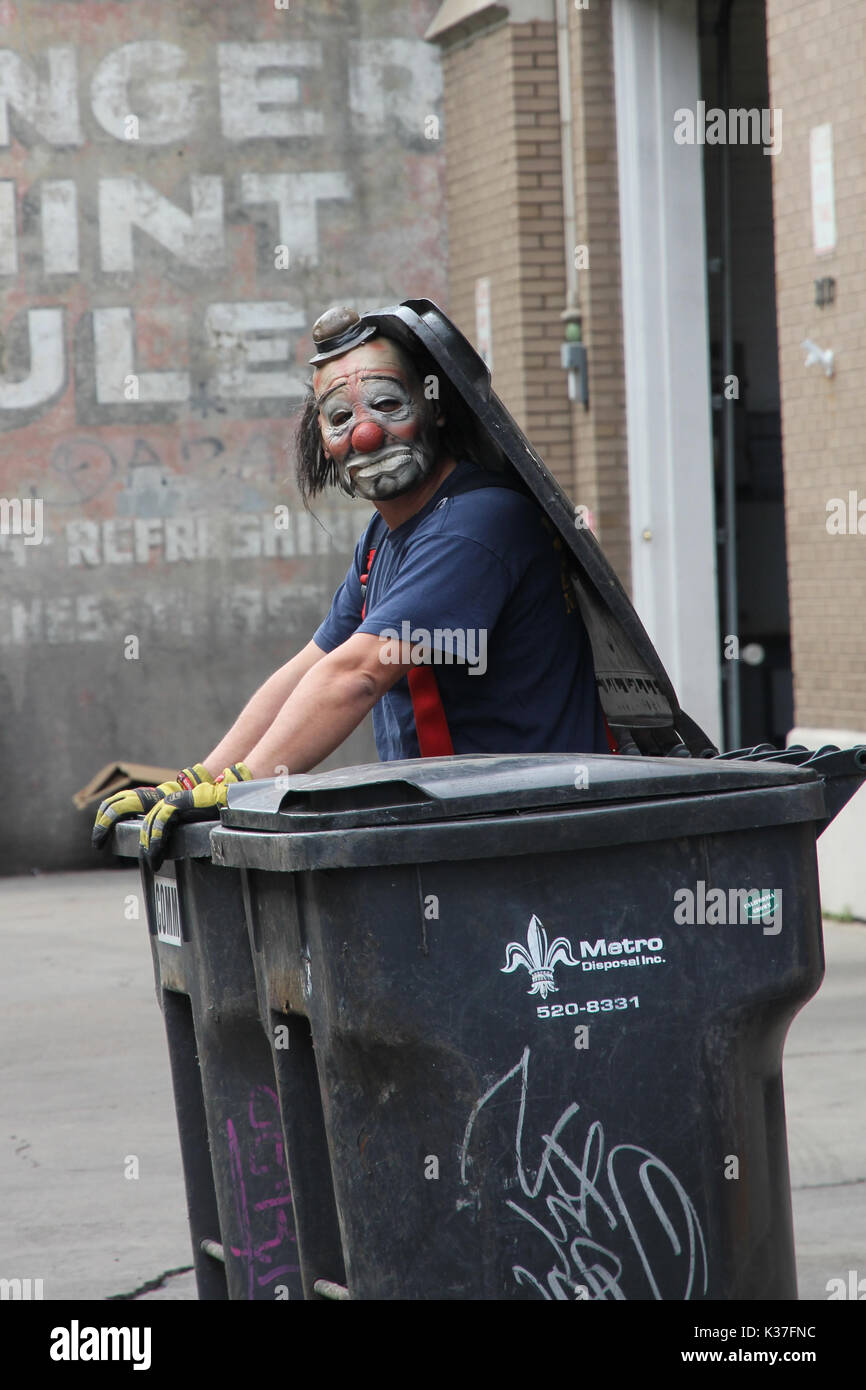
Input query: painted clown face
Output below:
<box><xmin>313</xmin><ymin>338</ymin><xmax>441</xmax><ymax>501</ymax></box>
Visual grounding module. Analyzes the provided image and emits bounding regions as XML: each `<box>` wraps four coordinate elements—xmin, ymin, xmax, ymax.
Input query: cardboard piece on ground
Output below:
<box><xmin>73</xmin><ymin>762</ymin><xmax>178</xmax><ymax>811</ymax></box>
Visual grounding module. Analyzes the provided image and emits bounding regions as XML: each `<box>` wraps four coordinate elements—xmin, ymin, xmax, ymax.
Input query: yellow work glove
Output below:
<box><xmin>139</xmin><ymin>763</ymin><xmax>253</xmax><ymax>871</ymax></box>
<box><xmin>92</xmin><ymin>765</ymin><xmax>214</xmax><ymax>850</ymax></box>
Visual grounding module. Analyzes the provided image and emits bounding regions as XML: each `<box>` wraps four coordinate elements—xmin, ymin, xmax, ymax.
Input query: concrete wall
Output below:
<box><xmin>0</xmin><ymin>0</ymin><xmax>446</xmax><ymax>872</ymax></box>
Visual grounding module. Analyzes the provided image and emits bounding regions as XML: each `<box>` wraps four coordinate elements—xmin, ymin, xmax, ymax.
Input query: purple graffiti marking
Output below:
<box><xmin>227</xmin><ymin>1083</ymin><xmax>300</xmax><ymax>1299</ymax></box>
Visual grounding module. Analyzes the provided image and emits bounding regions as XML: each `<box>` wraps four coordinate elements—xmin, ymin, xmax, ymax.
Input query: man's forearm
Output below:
<box><xmin>203</xmin><ymin>639</ymin><xmax>327</xmax><ymax>775</ymax></box>
<box><xmin>242</xmin><ymin>657</ymin><xmax>381</xmax><ymax>778</ymax></box>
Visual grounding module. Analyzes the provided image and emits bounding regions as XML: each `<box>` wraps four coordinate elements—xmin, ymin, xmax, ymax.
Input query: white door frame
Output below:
<box><xmin>612</xmin><ymin>0</ymin><xmax>722</xmax><ymax>748</ymax></box>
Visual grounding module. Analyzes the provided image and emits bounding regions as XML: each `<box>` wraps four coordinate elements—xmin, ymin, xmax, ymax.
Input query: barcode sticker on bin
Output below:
<box><xmin>154</xmin><ymin>878</ymin><xmax>182</xmax><ymax>946</ymax></box>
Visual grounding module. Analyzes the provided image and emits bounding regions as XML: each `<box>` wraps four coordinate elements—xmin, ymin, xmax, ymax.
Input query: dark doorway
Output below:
<box><xmin>700</xmin><ymin>0</ymin><xmax>793</xmax><ymax>750</ymax></box>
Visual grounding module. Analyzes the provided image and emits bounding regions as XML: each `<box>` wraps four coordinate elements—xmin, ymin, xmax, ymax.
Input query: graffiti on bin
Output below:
<box><xmin>458</xmin><ymin>1048</ymin><xmax>708</xmax><ymax>1301</ymax></box>
<box><xmin>226</xmin><ymin>1084</ymin><xmax>299</xmax><ymax>1299</ymax></box>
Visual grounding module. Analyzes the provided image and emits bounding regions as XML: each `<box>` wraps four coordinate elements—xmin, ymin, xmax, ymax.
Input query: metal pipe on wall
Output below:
<box><xmin>716</xmin><ymin>0</ymin><xmax>741</xmax><ymax>750</ymax></box>
<box><xmin>556</xmin><ymin>0</ymin><xmax>580</xmax><ymax>322</ymax></box>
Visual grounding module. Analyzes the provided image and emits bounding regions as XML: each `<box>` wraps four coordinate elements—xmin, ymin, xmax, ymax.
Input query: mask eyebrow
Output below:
<box><xmin>315</xmin><ymin>370</ymin><xmax>409</xmax><ymax>409</ymax></box>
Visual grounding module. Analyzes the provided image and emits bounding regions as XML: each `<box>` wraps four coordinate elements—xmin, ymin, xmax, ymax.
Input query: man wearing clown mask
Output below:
<box><xmin>94</xmin><ymin>303</ymin><xmax>609</xmax><ymax>868</ymax></box>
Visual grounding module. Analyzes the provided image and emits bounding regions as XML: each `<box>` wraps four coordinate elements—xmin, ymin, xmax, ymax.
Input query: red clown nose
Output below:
<box><xmin>351</xmin><ymin>420</ymin><xmax>385</xmax><ymax>453</ymax></box>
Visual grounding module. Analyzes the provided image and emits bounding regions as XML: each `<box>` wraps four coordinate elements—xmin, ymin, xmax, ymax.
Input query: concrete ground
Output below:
<box><xmin>0</xmin><ymin>868</ymin><xmax>863</xmax><ymax>1302</ymax></box>
<box><xmin>785</xmin><ymin>914</ymin><xmax>866</xmax><ymax>1300</ymax></box>
<box><xmin>0</xmin><ymin>869</ymin><xmax>196</xmax><ymax>1301</ymax></box>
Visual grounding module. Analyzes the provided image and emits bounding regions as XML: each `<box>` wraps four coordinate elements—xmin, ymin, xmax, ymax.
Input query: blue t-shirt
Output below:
<box><xmin>314</xmin><ymin>460</ymin><xmax>609</xmax><ymax>760</ymax></box>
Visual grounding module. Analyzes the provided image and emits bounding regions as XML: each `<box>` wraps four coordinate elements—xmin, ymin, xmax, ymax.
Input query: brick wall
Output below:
<box><xmin>433</xmin><ymin>7</ymin><xmax>632</xmax><ymax>590</ymax></box>
<box><xmin>438</xmin><ymin>21</ymin><xmax>571</xmax><ymax>479</ymax></box>
<box><xmin>765</xmin><ymin>0</ymin><xmax>866</xmax><ymax>729</ymax></box>
<box><xmin>566</xmin><ymin>1</ymin><xmax>630</xmax><ymax>588</ymax></box>
<box><xmin>439</xmin><ymin>23</ymin><xmax>528</xmax><ymax>438</ymax></box>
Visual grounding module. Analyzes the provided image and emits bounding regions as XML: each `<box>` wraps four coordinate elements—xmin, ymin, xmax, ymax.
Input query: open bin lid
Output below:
<box><xmin>326</xmin><ymin>298</ymin><xmax>717</xmax><ymax>759</ymax></box>
<box><xmin>221</xmin><ymin>752</ymin><xmax>824</xmax><ymax>834</ymax></box>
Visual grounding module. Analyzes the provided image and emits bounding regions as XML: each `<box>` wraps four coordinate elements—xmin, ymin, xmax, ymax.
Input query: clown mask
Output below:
<box><xmin>313</xmin><ymin>338</ymin><xmax>442</xmax><ymax>501</ymax></box>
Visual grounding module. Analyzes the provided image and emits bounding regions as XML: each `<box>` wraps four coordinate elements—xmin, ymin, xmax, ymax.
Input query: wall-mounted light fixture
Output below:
<box><xmin>560</xmin><ymin>311</ymin><xmax>589</xmax><ymax>408</ymax></box>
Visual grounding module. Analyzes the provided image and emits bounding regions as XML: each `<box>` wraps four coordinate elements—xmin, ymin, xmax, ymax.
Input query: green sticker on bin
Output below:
<box><xmin>744</xmin><ymin>889</ymin><xmax>777</xmax><ymax>922</ymax></box>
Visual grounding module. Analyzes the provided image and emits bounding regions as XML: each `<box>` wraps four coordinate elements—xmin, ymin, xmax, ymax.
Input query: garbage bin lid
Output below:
<box><xmin>221</xmin><ymin>752</ymin><xmax>821</xmax><ymax>833</ymax></box>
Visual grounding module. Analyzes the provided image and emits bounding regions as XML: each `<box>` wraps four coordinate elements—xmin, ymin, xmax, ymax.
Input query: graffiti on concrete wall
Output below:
<box><xmin>1</xmin><ymin>26</ymin><xmax>443</xmax><ymax>426</ymax></box>
<box><xmin>0</xmin><ymin>1</ymin><xmax>446</xmax><ymax>866</ymax></box>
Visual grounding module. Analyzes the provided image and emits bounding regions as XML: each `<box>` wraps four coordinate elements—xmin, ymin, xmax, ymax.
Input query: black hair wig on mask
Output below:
<box><xmin>292</xmin><ymin>336</ymin><xmax>508</xmax><ymax>505</ymax></box>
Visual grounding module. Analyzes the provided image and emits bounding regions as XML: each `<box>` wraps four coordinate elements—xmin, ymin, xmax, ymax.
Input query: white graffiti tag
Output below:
<box><xmin>459</xmin><ymin>1048</ymin><xmax>708</xmax><ymax>1301</ymax></box>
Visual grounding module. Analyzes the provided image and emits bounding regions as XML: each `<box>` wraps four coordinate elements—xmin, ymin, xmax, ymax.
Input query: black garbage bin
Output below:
<box><xmin>113</xmin><ymin>820</ymin><xmax>304</xmax><ymax>1301</ymax></box>
<box><xmin>211</xmin><ymin>746</ymin><xmax>866</xmax><ymax>1301</ymax></box>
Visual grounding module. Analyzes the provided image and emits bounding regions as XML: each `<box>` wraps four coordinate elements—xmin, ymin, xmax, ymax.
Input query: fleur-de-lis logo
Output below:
<box><xmin>501</xmin><ymin>915</ymin><xmax>578</xmax><ymax>998</ymax></box>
